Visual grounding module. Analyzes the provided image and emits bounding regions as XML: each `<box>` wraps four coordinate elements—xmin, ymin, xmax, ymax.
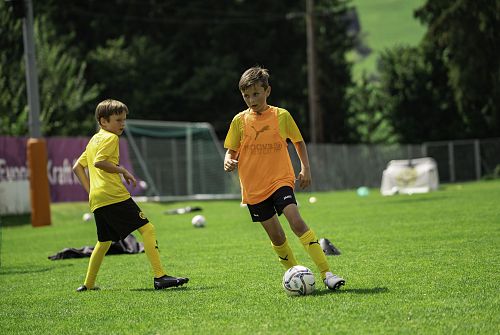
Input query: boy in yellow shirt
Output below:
<box><xmin>224</xmin><ymin>67</ymin><xmax>345</xmax><ymax>290</ymax></box>
<box><xmin>73</xmin><ymin>99</ymin><xmax>188</xmax><ymax>291</ymax></box>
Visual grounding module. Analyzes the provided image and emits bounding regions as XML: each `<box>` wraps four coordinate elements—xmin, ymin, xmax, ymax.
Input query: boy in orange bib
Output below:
<box><xmin>224</xmin><ymin>67</ymin><xmax>345</xmax><ymax>290</ymax></box>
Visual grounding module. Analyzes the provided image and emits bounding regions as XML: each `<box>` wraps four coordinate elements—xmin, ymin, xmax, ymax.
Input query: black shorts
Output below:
<box><xmin>247</xmin><ymin>186</ymin><xmax>297</xmax><ymax>222</ymax></box>
<box><xmin>93</xmin><ymin>198</ymin><xmax>149</xmax><ymax>242</ymax></box>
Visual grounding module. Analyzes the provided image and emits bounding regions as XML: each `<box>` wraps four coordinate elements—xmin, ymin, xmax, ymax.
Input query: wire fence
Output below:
<box><xmin>127</xmin><ymin>136</ymin><xmax>500</xmax><ymax>197</ymax></box>
<box><xmin>423</xmin><ymin>138</ymin><xmax>500</xmax><ymax>182</ymax></box>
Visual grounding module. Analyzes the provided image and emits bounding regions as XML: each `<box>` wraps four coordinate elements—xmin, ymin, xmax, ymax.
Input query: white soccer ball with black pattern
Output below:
<box><xmin>282</xmin><ymin>265</ymin><xmax>316</xmax><ymax>296</ymax></box>
<box><xmin>191</xmin><ymin>214</ymin><xmax>206</xmax><ymax>228</ymax></box>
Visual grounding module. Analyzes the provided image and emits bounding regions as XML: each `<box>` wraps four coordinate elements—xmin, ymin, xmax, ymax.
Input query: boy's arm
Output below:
<box><xmin>94</xmin><ymin>160</ymin><xmax>137</xmax><ymax>187</ymax></box>
<box><xmin>293</xmin><ymin>141</ymin><xmax>311</xmax><ymax>189</ymax></box>
<box><xmin>72</xmin><ymin>162</ymin><xmax>90</xmax><ymax>194</ymax></box>
<box><xmin>224</xmin><ymin>149</ymin><xmax>239</xmax><ymax>172</ymax></box>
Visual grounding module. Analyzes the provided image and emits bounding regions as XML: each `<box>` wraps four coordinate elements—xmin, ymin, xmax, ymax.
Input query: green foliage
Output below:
<box><xmin>483</xmin><ymin>165</ymin><xmax>500</xmax><ymax>180</ymax></box>
<box><xmin>415</xmin><ymin>0</ymin><xmax>500</xmax><ymax>138</ymax></box>
<box><xmin>315</xmin><ymin>0</ymin><xmax>356</xmax><ymax>142</ymax></box>
<box><xmin>32</xmin><ymin>0</ymin><xmax>355</xmax><ymax>141</ymax></box>
<box><xmin>346</xmin><ymin>76</ymin><xmax>398</xmax><ymax>143</ymax></box>
<box><xmin>0</xmin><ymin>2</ymin><xmax>100</xmax><ymax>136</ymax></box>
<box><xmin>349</xmin><ymin>0</ymin><xmax>500</xmax><ymax>143</ymax></box>
<box><xmin>376</xmin><ymin>46</ymin><xmax>462</xmax><ymax>142</ymax></box>
<box><xmin>35</xmin><ymin>17</ymin><xmax>100</xmax><ymax>136</ymax></box>
<box><xmin>350</xmin><ymin>0</ymin><xmax>427</xmax><ymax>80</ymax></box>
<box><xmin>1</xmin><ymin>180</ymin><xmax>499</xmax><ymax>333</ymax></box>
<box><xmin>0</xmin><ymin>0</ymin><xmax>27</xmax><ymax>136</ymax></box>
<box><xmin>3</xmin><ymin>0</ymin><xmax>499</xmax><ymax>143</ymax></box>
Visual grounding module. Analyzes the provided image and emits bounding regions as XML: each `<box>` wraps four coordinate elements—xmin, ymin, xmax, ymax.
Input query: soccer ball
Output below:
<box><xmin>82</xmin><ymin>213</ymin><xmax>92</xmax><ymax>222</ymax></box>
<box><xmin>282</xmin><ymin>265</ymin><xmax>316</xmax><ymax>296</ymax></box>
<box><xmin>191</xmin><ymin>214</ymin><xmax>206</xmax><ymax>228</ymax></box>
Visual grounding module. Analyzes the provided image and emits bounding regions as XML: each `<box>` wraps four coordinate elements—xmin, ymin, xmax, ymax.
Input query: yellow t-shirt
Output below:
<box><xmin>224</xmin><ymin>106</ymin><xmax>304</xmax><ymax>204</ymax></box>
<box><xmin>77</xmin><ymin>128</ymin><xmax>131</xmax><ymax>212</ymax></box>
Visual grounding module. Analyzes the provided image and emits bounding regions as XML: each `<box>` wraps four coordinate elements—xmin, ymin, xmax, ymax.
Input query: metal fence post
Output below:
<box><xmin>448</xmin><ymin>141</ymin><xmax>455</xmax><ymax>182</ymax></box>
<box><xmin>474</xmin><ymin>139</ymin><xmax>481</xmax><ymax>180</ymax></box>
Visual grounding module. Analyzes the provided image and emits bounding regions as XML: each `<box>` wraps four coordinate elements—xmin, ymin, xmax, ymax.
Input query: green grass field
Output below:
<box><xmin>351</xmin><ymin>0</ymin><xmax>427</xmax><ymax>79</ymax></box>
<box><xmin>1</xmin><ymin>180</ymin><xmax>499</xmax><ymax>334</ymax></box>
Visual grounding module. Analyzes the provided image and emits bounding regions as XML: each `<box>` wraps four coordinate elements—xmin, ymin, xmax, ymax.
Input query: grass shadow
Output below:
<box><xmin>314</xmin><ymin>286</ymin><xmax>389</xmax><ymax>296</ymax></box>
<box><xmin>382</xmin><ymin>195</ymin><xmax>448</xmax><ymax>204</ymax></box>
<box><xmin>129</xmin><ymin>286</ymin><xmax>191</xmax><ymax>292</ymax></box>
<box><xmin>0</xmin><ymin>263</ymin><xmax>73</xmax><ymax>275</ymax></box>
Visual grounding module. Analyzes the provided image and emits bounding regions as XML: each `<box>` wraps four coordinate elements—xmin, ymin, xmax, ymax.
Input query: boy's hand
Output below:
<box><xmin>122</xmin><ymin>169</ymin><xmax>137</xmax><ymax>187</ymax></box>
<box><xmin>297</xmin><ymin>169</ymin><xmax>311</xmax><ymax>189</ymax></box>
<box><xmin>224</xmin><ymin>158</ymin><xmax>238</xmax><ymax>172</ymax></box>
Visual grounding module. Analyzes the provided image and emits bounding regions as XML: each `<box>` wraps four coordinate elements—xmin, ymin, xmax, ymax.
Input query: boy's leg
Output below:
<box><xmin>81</xmin><ymin>240</ymin><xmax>112</xmax><ymax>290</ymax></box>
<box><xmin>138</xmin><ymin>222</ymin><xmax>189</xmax><ymax>289</ymax></box>
<box><xmin>282</xmin><ymin>205</ymin><xmax>329</xmax><ymax>279</ymax></box>
<box><xmin>261</xmin><ymin>215</ymin><xmax>299</xmax><ymax>269</ymax></box>
<box><xmin>137</xmin><ymin>222</ymin><xmax>167</xmax><ymax>278</ymax></box>
<box><xmin>283</xmin><ymin>204</ymin><xmax>345</xmax><ymax>290</ymax></box>
<box><xmin>298</xmin><ymin>229</ymin><xmax>330</xmax><ymax>279</ymax></box>
<box><xmin>271</xmin><ymin>239</ymin><xmax>299</xmax><ymax>269</ymax></box>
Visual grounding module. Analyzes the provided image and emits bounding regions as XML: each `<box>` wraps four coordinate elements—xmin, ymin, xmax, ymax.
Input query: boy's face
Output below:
<box><xmin>241</xmin><ymin>84</ymin><xmax>271</xmax><ymax>114</ymax></box>
<box><xmin>100</xmin><ymin>112</ymin><xmax>126</xmax><ymax>136</ymax></box>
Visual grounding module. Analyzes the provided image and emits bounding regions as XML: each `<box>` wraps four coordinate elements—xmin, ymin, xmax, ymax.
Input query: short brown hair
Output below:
<box><xmin>239</xmin><ymin>66</ymin><xmax>270</xmax><ymax>91</ymax></box>
<box><xmin>95</xmin><ymin>99</ymin><xmax>128</xmax><ymax>125</ymax></box>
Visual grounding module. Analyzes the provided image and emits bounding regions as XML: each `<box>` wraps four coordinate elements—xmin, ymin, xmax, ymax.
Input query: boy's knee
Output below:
<box><xmin>290</xmin><ymin>219</ymin><xmax>309</xmax><ymax>236</ymax></box>
<box><xmin>97</xmin><ymin>240</ymin><xmax>112</xmax><ymax>248</ymax></box>
<box><xmin>138</xmin><ymin>222</ymin><xmax>155</xmax><ymax>235</ymax></box>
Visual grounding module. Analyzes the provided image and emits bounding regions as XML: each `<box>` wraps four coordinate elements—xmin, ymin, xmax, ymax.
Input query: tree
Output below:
<box><xmin>348</xmin><ymin>0</ymin><xmax>500</xmax><ymax>143</ymax></box>
<box><xmin>377</xmin><ymin>46</ymin><xmax>461</xmax><ymax>142</ymax></box>
<box><xmin>346</xmin><ymin>75</ymin><xmax>398</xmax><ymax>144</ymax></box>
<box><xmin>32</xmin><ymin>0</ymin><xmax>356</xmax><ymax>141</ymax></box>
<box><xmin>415</xmin><ymin>0</ymin><xmax>500</xmax><ymax>138</ymax></box>
<box><xmin>315</xmin><ymin>0</ymin><xmax>355</xmax><ymax>142</ymax></box>
<box><xmin>0</xmin><ymin>0</ymin><xmax>27</xmax><ymax>135</ymax></box>
<box><xmin>35</xmin><ymin>17</ymin><xmax>100</xmax><ymax>135</ymax></box>
<box><xmin>0</xmin><ymin>2</ymin><xmax>100</xmax><ymax>136</ymax></box>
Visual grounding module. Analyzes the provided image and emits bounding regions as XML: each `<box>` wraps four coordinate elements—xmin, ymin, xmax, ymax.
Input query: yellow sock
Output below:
<box><xmin>272</xmin><ymin>238</ymin><xmax>298</xmax><ymax>269</ymax></box>
<box><xmin>84</xmin><ymin>241</ymin><xmax>111</xmax><ymax>289</ymax></box>
<box><xmin>138</xmin><ymin>222</ymin><xmax>166</xmax><ymax>278</ymax></box>
<box><xmin>299</xmin><ymin>230</ymin><xmax>330</xmax><ymax>279</ymax></box>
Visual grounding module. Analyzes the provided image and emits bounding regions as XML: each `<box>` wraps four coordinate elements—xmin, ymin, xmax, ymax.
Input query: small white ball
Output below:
<box><xmin>308</xmin><ymin>196</ymin><xmax>317</xmax><ymax>203</ymax></box>
<box><xmin>82</xmin><ymin>213</ymin><xmax>92</xmax><ymax>222</ymax></box>
<box><xmin>139</xmin><ymin>180</ymin><xmax>148</xmax><ymax>189</ymax></box>
<box><xmin>191</xmin><ymin>214</ymin><xmax>206</xmax><ymax>228</ymax></box>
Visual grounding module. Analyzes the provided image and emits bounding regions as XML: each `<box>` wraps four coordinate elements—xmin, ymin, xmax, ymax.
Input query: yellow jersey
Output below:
<box><xmin>77</xmin><ymin>128</ymin><xmax>130</xmax><ymax>212</ymax></box>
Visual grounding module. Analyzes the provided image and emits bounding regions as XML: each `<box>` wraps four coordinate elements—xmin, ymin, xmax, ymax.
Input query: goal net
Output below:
<box><xmin>124</xmin><ymin>119</ymin><xmax>240</xmax><ymax>202</ymax></box>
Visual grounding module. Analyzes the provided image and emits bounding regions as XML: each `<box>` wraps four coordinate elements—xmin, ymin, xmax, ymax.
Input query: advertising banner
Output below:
<box><xmin>0</xmin><ymin>136</ymin><xmax>142</xmax><ymax>205</ymax></box>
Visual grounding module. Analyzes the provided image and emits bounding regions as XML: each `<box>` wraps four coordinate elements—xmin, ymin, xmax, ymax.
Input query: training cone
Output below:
<box><xmin>319</xmin><ymin>238</ymin><xmax>341</xmax><ymax>256</ymax></box>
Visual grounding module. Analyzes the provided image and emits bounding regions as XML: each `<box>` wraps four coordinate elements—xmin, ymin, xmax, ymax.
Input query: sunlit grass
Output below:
<box><xmin>1</xmin><ymin>180</ymin><xmax>499</xmax><ymax>334</ymax></box>
<box><xmin>351</xmin><ymin>0</ymin><xmax>427</xmax><ymax>80</ymax></box>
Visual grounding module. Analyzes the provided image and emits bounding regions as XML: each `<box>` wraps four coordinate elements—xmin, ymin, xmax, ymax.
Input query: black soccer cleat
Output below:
<box><xmin>76</xmin><ymin>285</ymin><xmax>100</xmax><ymax>292</ymax></box>
<box><xmin>154</xmin><ymin>275</ymin><xmax>189</xmax><ymax>290</ymax></box>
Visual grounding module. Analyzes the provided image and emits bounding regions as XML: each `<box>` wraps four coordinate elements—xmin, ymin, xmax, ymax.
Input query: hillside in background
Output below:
<box><xmin>350</xmin><ymin>0</ymin><xmax>427</xmax><ymax>80</ymax></box>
